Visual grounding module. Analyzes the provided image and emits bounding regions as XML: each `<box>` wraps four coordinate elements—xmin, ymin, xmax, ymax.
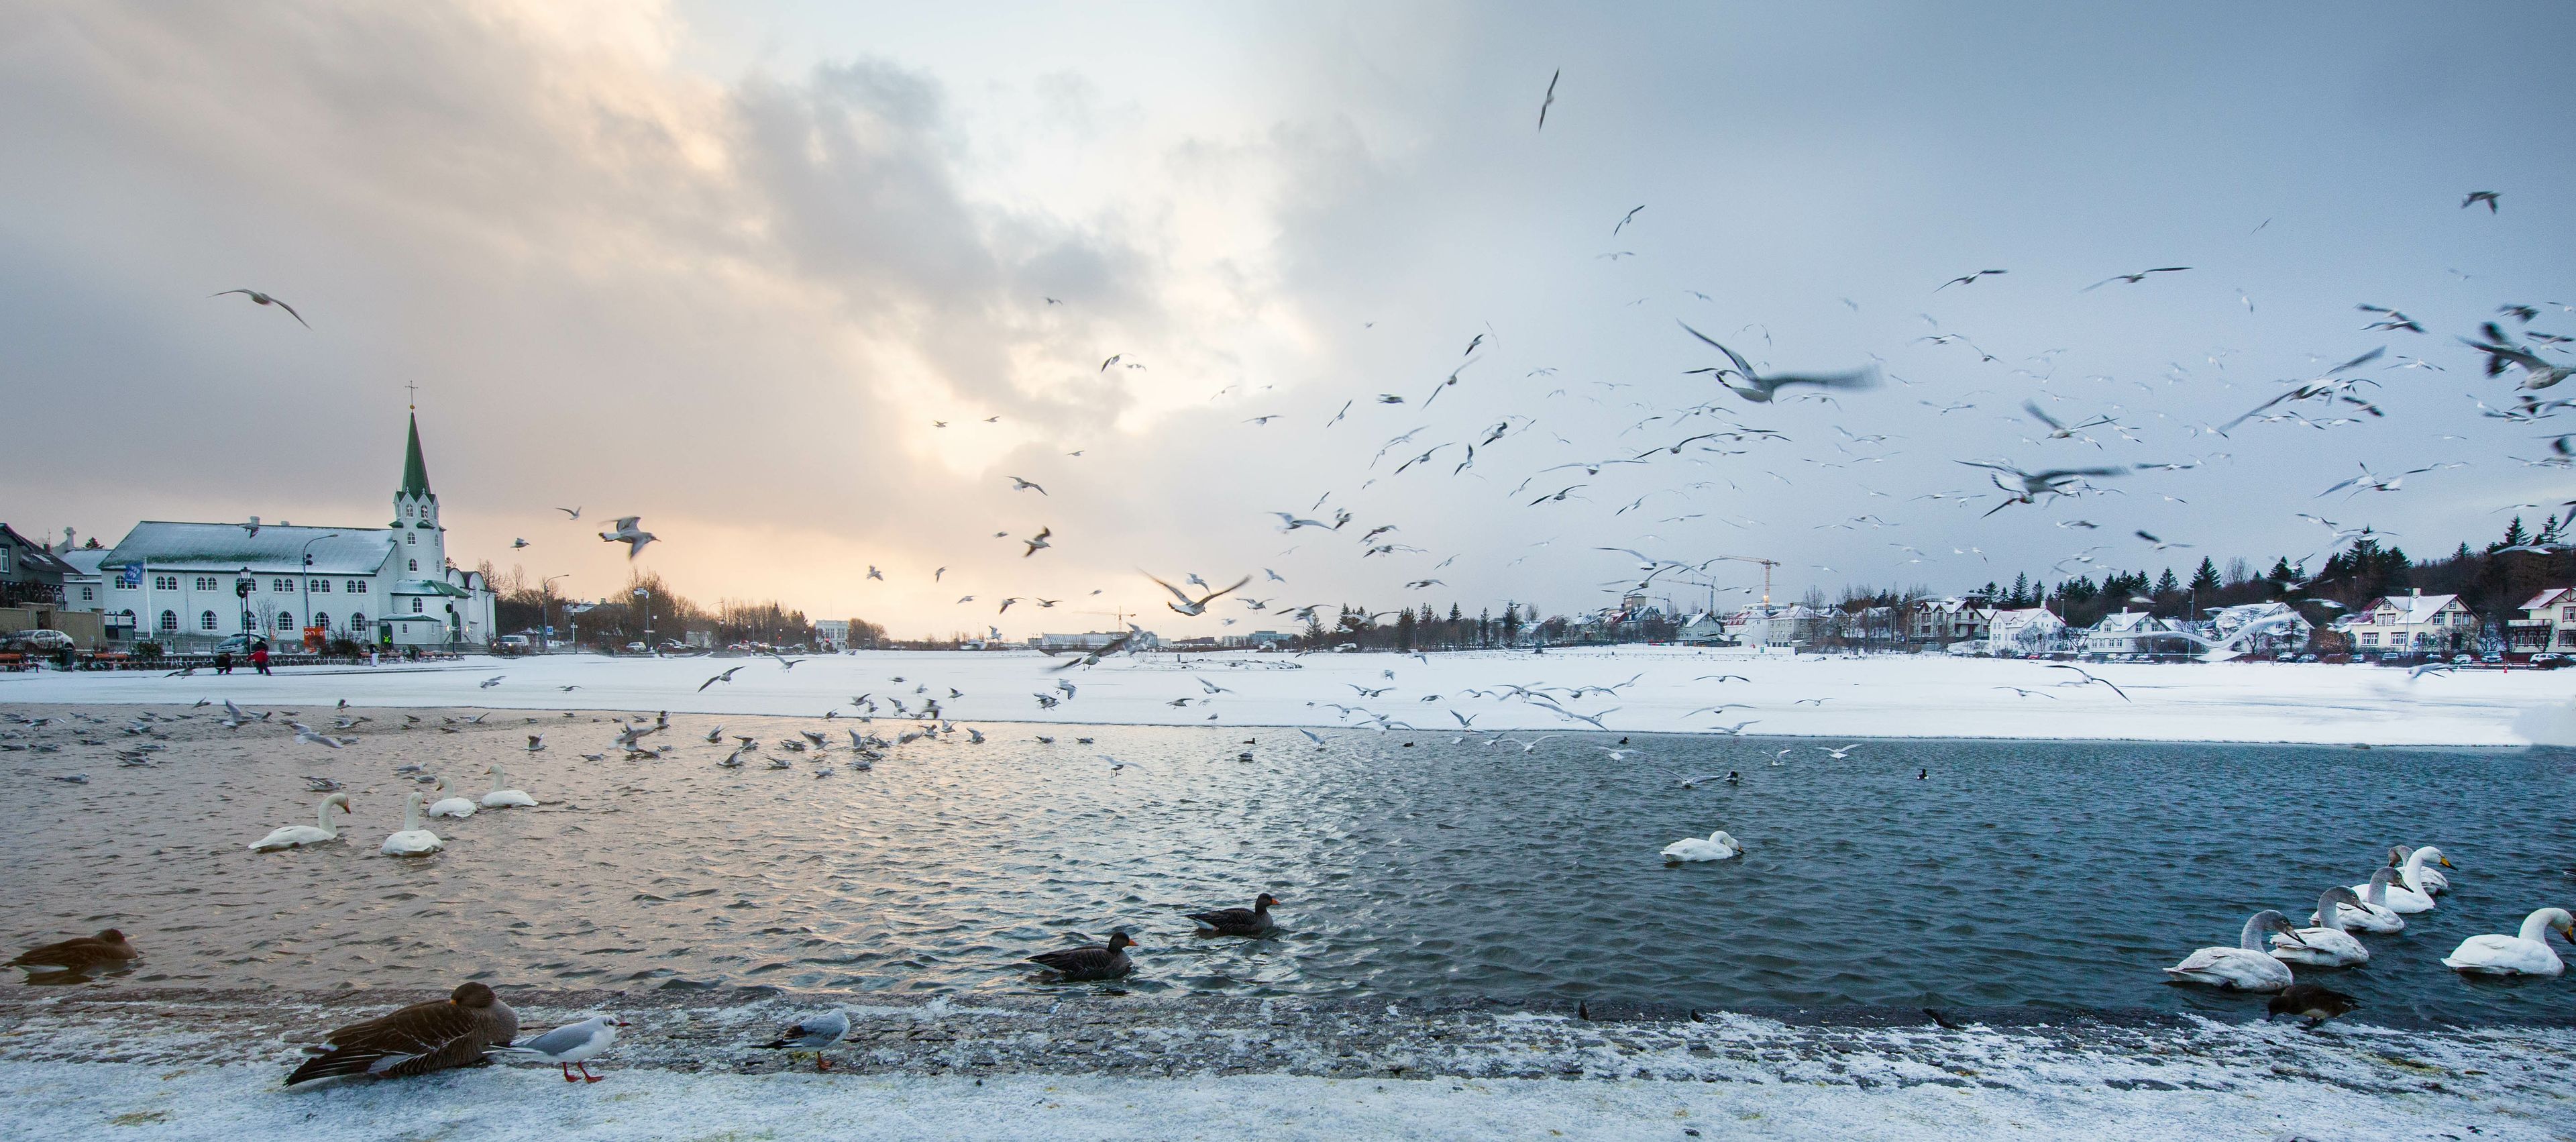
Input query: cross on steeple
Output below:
<box><xmin>403</xmin><ymin>380</ymin><xmax>419</xmax><ymax>410</ymax></box>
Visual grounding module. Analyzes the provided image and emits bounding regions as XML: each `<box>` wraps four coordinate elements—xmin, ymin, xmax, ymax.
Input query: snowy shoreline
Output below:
<box><xmin>3</xmin><ymin>986</ymin><xmax>2571</xmax><ymax>1141</ymax></box>
<box><xmin>7</xmin><ymin>645</ymin><xmax>2575</xmax><ymax>745</ymax></box>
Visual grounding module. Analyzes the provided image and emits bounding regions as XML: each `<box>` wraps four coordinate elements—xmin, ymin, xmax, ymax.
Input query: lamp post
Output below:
<box><xmin>633</xmin><ymin>586</ymin><xmax>651</xmax><ymax>654</ymax></box>
<box><xmin>298</xmin><ymin>533</ymin><xmax>338</xmax><ymax>651</ymax></box>
<box><xmin>233</xmin><ymin>568</ymin><xmax>254</xmax><ymax>646</ymax></box>
<box><xmin>564</xmin><ymin>601</ymin><xmax>596</xmax><ymax>652</ymax></box>
<box><xmin>541</xmin><ymin>574</ymin><xmax>568</xmax><ymax>652</ymax></box>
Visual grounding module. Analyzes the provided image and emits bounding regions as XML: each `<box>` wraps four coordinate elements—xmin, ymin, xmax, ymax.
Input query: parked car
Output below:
<box><xmin>2452</xmin><ymin>654</ymin><xmax>2475</xmax><ymax>666</ymax></box>
<box><xmin>2531</xmin><ymin>654</ymin><xmax>2569</xmax><ymax>670</ymax></box>
<box><xmin>2</xmin><ymin>629</ymin><xmax>74</xmax><ymax>652</ymax></box>
<box><xmin>494</xmin><ymin>634</ymin><xmax>533</xmax><ymax>656</ymax></box>
<box><xmin>215</xmin><ymin>633</ymin><xmax>262</xmax><ymax>654</ymax></box>
<box><xmin>2481</xmin><ymin>652</ymin><xmax>2503</xmax><ymax>664</ymax></box>
<box><xmin>623</xmin><ymin>641</ymin><xmax>647</xmax><ymax>654</ymax></box>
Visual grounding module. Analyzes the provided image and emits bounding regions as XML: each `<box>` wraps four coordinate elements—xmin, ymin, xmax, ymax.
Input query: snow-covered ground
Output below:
<box><xmin>3</xmin><ymin>988</ymin><xmax>2569</xmax><ymax>1141</ymax></box>
<box><xmin>7</xmin><ymin>646</ymin><xmax>2573</xmax><ymax>745</ymax></box>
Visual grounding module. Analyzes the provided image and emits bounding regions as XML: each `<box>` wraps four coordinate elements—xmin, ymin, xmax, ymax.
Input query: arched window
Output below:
<box><xmin>408</xmin><ymin>559</ymin><xmax>418</xmax><ymax>572</ymax></box>
<box><xmin>411</xmin><ymin>598</ymin><xmax>424</xmax><ymax>613</ymax></box>
<box><xmin>313</xmin><ymin>613</ymin><xmax>331</xmax><ymax>633</ymax></box>
<box><xmin>402</xmin><ymin>504</ymin><xmax>413</xmax><ymax>519</ymax></box>
<box><xmin>407</xmin><ymin>532</ymin><xmax>415</xmax><ymax>546</ymax></box>
<box><xmin>199</xmin><ymin>610</ymin><xmax>218</xmax><ymax>631</ymax></box>
<box><xmin>274</xmin><ymin>611</ymin><xmax>296</xmax><ymax>631</ymax></box>
<box><xmin>159</xmin><ymin>610</ymin><xmax>177</xmax><ymax>632</ymax></box>
<box><xmin>350</xmin><ymin>613</ymin><xmax>368</xmax><ymax>632</ymax></box>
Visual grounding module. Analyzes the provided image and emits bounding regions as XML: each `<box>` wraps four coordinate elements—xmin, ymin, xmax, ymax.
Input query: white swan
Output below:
<box><xmin>479</xmin><ymin>765</ymin><xmax>537</xmax><ymax>809</ymax></box>
<box><xmin>2164</xmin><ymin>911</ymin><xmax>2306</xmax><ymax>991</ymax></box>
<box><xmin>381</xmin><ymin>792</ymin><xmax>444</xmax><ymax>856</ymax></box>
<box><xmin>426</xmin><ymin>776</ymin><xmax>478</xmax><ymax>819</ymax></box>
<box><xmin>2318</xmin><ymin>867</ymin><xmax>2406</xmax><ymax>933</ymax></box>
<box><xmin>250</xmin><ymin>793</ymin><xmax>351</xmax><ymax>851</ymax></box>
<box><xmin>2353</xmin><ymin>846</ymin><xmax>2446</xmax><ymax>914</ymax></box>
<box><xmin>2441</xmin><ymin>907</ymin><xmax>2573</xmax><ymax>976</ymax></box>
<box><xmin>2271</xmin><ymin>887</ymin><xmax>2371</xmax><ymax>967</ymax></box>
<box><xmin>1660</xmin><ymin>829</ymin><xmax>1743</xmax><ymax>863</ymax></box>
<box><xmin>2387</xmin><ymin>845</ymin><xmax>2450</xmax><ymax>896</ymax></box>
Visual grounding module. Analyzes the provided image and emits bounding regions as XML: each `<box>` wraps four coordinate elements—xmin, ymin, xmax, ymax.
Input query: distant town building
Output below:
<box><xmin>1032</xmin><ymin>630</ymin><xmax>1160</xmax><ymax>652</ymax></box>
<box><xmin>2337</xmin><ymin>588</ymin><xmax>2472</xmax><ymax>654</ymax></box>
<box><xmin>2508</xmin><ymin>587</ymin><xmax>2576</xmax><ymax>652</ymax></box>
<box><xmin>2083</xmin><ymin>610</ymin><xmax>2184</xmax><ymax>657</ymax></box>
<box><xmin>1910</xmin><ymin>597</ymin><xmax>1993</xmax><ymax>645</ymax></box>
<box><xmin>1984</xmin><ymin>607</ymin><xmax>2066</xmax><ymax>655</ymax></box>
<box><xmin>812</xmin><ymin>619</ymin><xmax>850</xmax><ymax>650</ymax></box>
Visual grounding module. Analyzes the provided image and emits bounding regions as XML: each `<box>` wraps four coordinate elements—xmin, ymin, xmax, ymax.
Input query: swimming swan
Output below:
<box><xmin>2353</xmin><ymin>846</ymin><xmax>2447</xmax><ymax>914</ymax></box>
<box><xmin>250</xmin><ymin>793</ymin><xmax>350</xmax><ymax>851</ymax></box>
<box><xmin>426</xmin><ymin>776</ymin><xmax>478</xmax><ymax>819</ymax></box>
<box><xmin>2441</xmin><ymin>907</ymin><xmax>2573</xmax><ymax>976</ymax></box>
<box><xmin>479</xmin><ymin>766</ymin><xmax>537</xmax><ymax>809</ymax></box>
<box><xmin>1660</xmin><ymin>829</ymin><xmax>1743</xmax><ymax>862</ymax></box>
<box><xmin>2271</xmin><ymin>887</ymin><xmax>2370</xmax><ymax>966</ymax></box>
<box><xmin>2388</xmin><ymin>845</ymin><xmax>2450</xmax><ymax>896</ymax></box>
<box><xmin>2164</xmin><ymin>911</ymin><xmax>2306</xmax><ymax>991</ymax></box>
<box><xmin>2318</xmin><ymin>868</ymin><xmax>2406</xmax><ymax>933</ymax></box>
<box><xmin>381</xmin><ymin>792</ymin><xmax>444</xmax><ymax>856</ymax></box>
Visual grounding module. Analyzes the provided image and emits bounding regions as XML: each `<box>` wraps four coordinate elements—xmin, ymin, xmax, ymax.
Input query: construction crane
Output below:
<box><xmin>1705</xmin><ymin>554</ymin><xmax>1782</xmax><ymax>607</ymax></box>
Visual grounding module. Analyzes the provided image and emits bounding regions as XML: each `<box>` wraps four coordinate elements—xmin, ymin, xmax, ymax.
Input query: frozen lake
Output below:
<box><xmin>4</xmin><ymin>704</ymin><xmax>2571</xmax><ymax>1025</ymax></box>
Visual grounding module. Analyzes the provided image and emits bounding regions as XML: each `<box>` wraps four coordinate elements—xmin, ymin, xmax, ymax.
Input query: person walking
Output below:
<box><xmin>250</xmin><ymin>640</ymin><xmax>271</xmax><ymax>676</ymax></box>
<box><xmin>214</xmin><ymin>650</ymin><xmax>233</xmax><ymax>676</ymax></box>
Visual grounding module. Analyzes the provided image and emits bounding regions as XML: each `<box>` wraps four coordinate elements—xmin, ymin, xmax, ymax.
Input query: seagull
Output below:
<box><xmin>598</xmin><ymin>517</ymin><xmax>656</xmax><ymax>559</ymax></box>
<box><xmin>1678</xmin><ymin>322</ymin><xmax>1875</xmax><ymax>403</ymax></box>
<box><xmin>1008</xmin><ymin>476</ymin><xmax>1047</xmax><ymax>495</ymax></box>
<box><xmin>2461</xmin><ymin>323</ymin><xmax>2576</xmax><ymax>391</ymax></box>
<box><xmin>1022</xmin><ymin>527</ymin><xmax>1052</xmax><ymax>557</ymax></box>
<box><xmin>2136</xmin><ymin>530</ymin><xmax>2192</xmax><ymax>551</ymax></box>
<box><xmin>511</xmin><ymin>537</ymin><xmax>529</xmax><ymax>549</ymax></box>
<box><xmin>289</xmin><ymin>723</ymin><xmax>346</xmax><ymax>748</ymax></box>
<box><xmin>2463</xmin><ymin>191</ymin><xmax>2500</xmax><ymax>213</ymax></box>
<box><xmin>555</xmin><ymin>507</ymin><xmax>582</xmax><ymax>519</ymax></box>
<box><xmin>1957</xmin><ymin>461</ymin><xmax>2127</xmax><ymax>515</ymax></box>
<box><xmin>698</xmin><ymin>666</ymin><xmax>743</xmax><ymax>692</ymax></box>
<box><xmin>2044</xmin><ymin>664</ymin><xmax>2130</xmax><ymax>701</ymax></box>
<box><xmin>2081</xmin><ymin>267</ymin><xmax>2190</xmax><ymax>291</ymax></box>
<box><xmin>1936</xmin><ymin>269</ymin><xmax>2007</xmax><ymax>291</ymax></box>
<box><xmin>756</xmin><ymin>1008</ymin><xmax>851</xmax><ymax>1072</ymax></box>
<box><xmin>211</xmin><ymin>289</ymin><xmax>309</xmax><ymax>327</ymax></box>
<box><xmin>1612</xmin><ymin>205</ymin><xmax>1644</xmax><ymax>236</ymax></box>
<box><xmin>525</xmin><ymin>734</ymin><xmax>545</xmax><ymax>753</ymax></box>
<box><xmin>1816</xmin><ymin>743</ymin><xmax>1862</xmax><ymax>760</ymax></box>
<box><xmin>866</xmin><ymin>566</ymin><xmax>883</xmax><ymax>580</ymax></box>
<box><xmin>1536</xmin><ymin>68</ymin><xmax>1559</xmax><ymax>132</ymax></box>
<box><xmin>1148</xmin><ymin>571</ymin><xmax>1249</xmax><ymax>616</ymax></box>
<box><xmin>495</xmin><ymin>1015</ymin><xmax>631</xmax><ymax>1084</ymax></box>
<box><xmin>480</xmin><ymin>676</ymin><xmax>505</xmax><ymax>689</ymax></box>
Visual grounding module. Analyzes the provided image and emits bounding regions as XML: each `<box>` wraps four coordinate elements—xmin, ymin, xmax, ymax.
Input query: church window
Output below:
<box><xmin>274</xmin><ymin>611</ymin><xmax>295</xmax><ymax>630</ymax></box>
<box><xmin>407</xmin><ymin>533</ymin><xmax>415</xmax><ymax>545</ymax></box>
<box><xmin>348</xmin><ymin>580</ymin><xmax>368</xmax><ymax>594</ymax></box>
<box><xmin>272</xmin><ymin>578</ymin><xmax>292</xmax><ymax>593</ymax></box>
<box><xmin>159</xmin><ymin>611</ymin><xmax>177</xmax><ymax>631</ymax></box>
<box><xmin>314</xmin><ymin>613</ymin><xmax>331</xmax><ymax>631</ymax></box>
<box><xmin>408</xmin><ymin>559</ymin><xmax>418</xmax><ymax>572</ymax></box>
<box><xmin>79</xmin><ymin>586</ymin><xmax>93</xmax><ymax>601</ymax></box>
<box><xmin>402</xmin><ymin>504</ymin><xmax>413</xmax><ymax>519</ymax></box>
<box><xmin>313</xmin><ymin>579</ymin><xmax>330</xmax><ymax>593</ymax></box>
<box><xmin>154</xmin><ymin>575</ymin><xmax>177</xmax><ymax>591</ymax></box>
<box><xmin>195</xmin><ymin>576</ymin><xmax>219</xmax><ymax>590</ymax></box>
<box><xmin>199</xmin><ymin>611</ymin><xmax>217</xmax><ymax>631</ymax></box>
<box><xmin>350</xmin><ymin>613</ymin><xmax>368</xmax><ymax>632</ymax></box>
<box><xmin>411</xmin><ymin>598</ymin><xmax>423</xmax><ymax>613</ymax></box>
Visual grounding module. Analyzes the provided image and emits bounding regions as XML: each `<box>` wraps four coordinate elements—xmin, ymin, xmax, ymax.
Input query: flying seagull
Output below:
<box><xmin>1678</xmin><ymin>321</ymin><xmax>1876</xmax><ymax>403</ymax></box>
<box><xmin>2462</xmin><ymin>191</ymin><xmax>2499</xmax><ymax>213</ymax></box>
<box><xmin>1008</xmin><ymin>476</ymin><xmax>1046</xmax><ymax>495</ymax></box>
<box><xmin>1536</xmin><ymin>68</ymin><xmax>1560</xmax><ymax>132</ymax></box>
<box><xmin>598</xmin><ymin>517</ymin><xmax>655</xmax><ymax>560</ymax></box>
<box><xmin>2081</xmin><ymin>267</ymin><xmax>2190</xmax><ymax>292</ymax></box>
<box><xmin>1022</xmin><ymin>526</ymin><xmax>1052</xmax><ymax>557</ymax></box>
<box><xmin>211</xmin><ymin>289</ymin><xmax>309</xmax><ymax>327</ymax></box>
<box><xmin>555</xmin><ymin>507</ymin><xmax>581</xmax><ymax>519</ymax></box>
<box><xmin>1148</xmin><ymin>571</ymin><xmax>1249</xmax><ymax>616</ymax></box>
<box><xmin>1936</xmin><ymin>269</ymin><xmax>2006</xmax><ymax>291</ymax></box>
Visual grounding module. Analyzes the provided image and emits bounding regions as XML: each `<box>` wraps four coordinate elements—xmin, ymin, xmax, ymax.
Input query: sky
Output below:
<box><xmin>3</xmin><ymin>1</ymin><xmax>2572</xmax><ymax>638</ymax></box>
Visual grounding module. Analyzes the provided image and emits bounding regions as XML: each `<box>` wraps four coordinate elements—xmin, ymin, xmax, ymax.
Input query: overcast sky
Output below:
<box><xmin>4</xmin><ymin>1</ymin><xmax>2571</xmax><ymax>637</ymax></box>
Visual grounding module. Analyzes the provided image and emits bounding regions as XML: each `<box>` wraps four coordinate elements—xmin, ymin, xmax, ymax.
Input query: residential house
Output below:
<box><xmin>1985</xmin><ymin>607</ymin><xmax>2067</xmax><ymax>655</ymax></box>
<box><xmin>1909</xmin><ymin>597</ymin><xmax>1994</xmax><ymax>645</ymax></box>
<box><xmin>2508</xmin><ymin>587</ymin><xmax>2576</xmax><ymax>652</ymax></box>
<box><xmin>2339</xmin><ymin>588</ymin><xmax>2475</xmax><ymax>656</ymax></box>
<box><xmin>2084</xmin><ymin>610</ymin><xmax>2186</xmax><ymax>657</ymax></box>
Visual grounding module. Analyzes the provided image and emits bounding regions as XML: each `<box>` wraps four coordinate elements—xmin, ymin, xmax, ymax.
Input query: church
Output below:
<box><xmin>78</xmin><ymin>413</ymin><xmax>498</xmax><ymax>650</ymax></box>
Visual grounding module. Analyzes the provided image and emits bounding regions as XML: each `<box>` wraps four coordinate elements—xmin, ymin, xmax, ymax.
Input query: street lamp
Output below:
<box><xmin>541</xmin><ymin>574</ymin><xmax>568</xmax><ymax>652</ymax></box>
<box><xmin>633</xmin><ymin>586</ymin><xmax>651</xmax><ymax>653</ymax></box>
<box><xmin>563</xmin><ymin>601</ymin><xmax>596</xmax><ymax>652</ymax></box>
<box><xmin>233</xmin><ymin>567</ymin><xmax>254</xmax><ymax>645</ymax></box>
<box><xmin>299</xmin><ymin>533</ymin><xmax>339</xmax><ymax>651</ymax></box>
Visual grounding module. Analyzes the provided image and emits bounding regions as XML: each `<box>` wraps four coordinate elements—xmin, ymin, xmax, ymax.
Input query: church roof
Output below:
<box><xmin>101</xmin><ymin>523</ymin><xmax>395</xmax><ymax>576</ymax></box>
<box><xmin>400</xmin><ymin>412</ymin><xmax>433</xmax><ymax>499</ymax></box>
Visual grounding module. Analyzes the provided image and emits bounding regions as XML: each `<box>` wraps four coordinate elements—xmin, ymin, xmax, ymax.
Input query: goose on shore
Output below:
<box><xmin>426</xmin><ymin>778</ymin><xmax>477</xmax><ymax>819</ymax></box>
<box><xmin>2266</xmin><ymin>982</ymin><xmax>2360</xmax><ymax>1029</ymax></box>
<box><xmin>1027</xmin><ymin>932</ymin><xmax>1136</xmax><ymax>981</ymax></box>
<box><xmin>1661</xmin><ymin>829</ymin><xmax>1743</xmax><ymax>862</ymax></box>
<box><xmin>284</xmin><ymin>982</ymin><xmax>519</xmax><ymax>1085</ymax></box>
<box><xmin>495</xmin><ymin>1014</ymin><xmax>630</xmax><ymax>1082</ymax></box>
<box><xmin>8</xmin><ymin>929</ymin><xmax>140</xmax><ymax>974</ymax></box>
<box><xmin>381</xmin><ymin>792</ymin><xmax>443</xmax><ymax>856</ymax></box>
<box><xmin>756</xmin><ymin>1008</ymin><xmax>851</xmax><ymax>1072</ymax></box>
<box><xmin>2441</xmin><ymin>907</ymin><xmax>2574</xmax><ymax>976</ymax></box>
<box><xmin>1185</xmin><ymin>894</ymin><xmax>1281</xmax><ymax>936</ymax></box>
<box><xmin>2271</xmin><ymin>888</ymin><xmax>2370</xmax><ymax>966</ymax></box>
<box><xmin>479</xmin><ymin>766</ymin><xmax>537</xmax><ymax>809</ymax></box>
<box><xmin>2164</xmin><ymin>911</ymin><xmax>2307</xmax><ymax>991</ymax></box>
<box><xmin>2320</xmin><ymin>868</ymin><xmax>2406</xmax><ymax>933</ymax></box>
<box><xmin>251</xmin><ymin>794</ymin><xmax>351</xmax><ymax>851</ymax></box>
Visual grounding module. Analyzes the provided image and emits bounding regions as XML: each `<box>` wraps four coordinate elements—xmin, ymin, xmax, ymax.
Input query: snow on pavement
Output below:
<box><xmin>7</xmin><ymin>646</ymin><xmax>2573</xmax><ymax>745</ymax></box>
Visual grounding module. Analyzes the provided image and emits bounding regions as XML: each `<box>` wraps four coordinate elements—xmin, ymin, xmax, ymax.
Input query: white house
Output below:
<box><xmin>1726</xmin><ymin>604</ymin><xmax>1823</xmax><ymax>647</ymax></box>
<box><xmin>2508</xmin><ymin>587</ymin><xmax>2576</xmax><ymax>652</ymax></box>
<box><xmin>1985</xmin><ymin>607</ymin><xmax>2066</xmax><ymax>655</ymax></box>
<box><xmin>94</xmin><ymin>413</ymin><xmax>498</xmax><ymax>652</ymax></box>
<box><xmin>1910</xmin><ymin>597</ymin><xmax>1993</xmax><ymax>645</ymax></box>
<box><xmin>2084</xmin><ymin>610</ymin><xmax>2182</xmax><ymax>656</ymax></box>
<box><xmin>2338</xmin><ymin>588</ymin><xmax>2473</xmax><ymax>655</ymax></box>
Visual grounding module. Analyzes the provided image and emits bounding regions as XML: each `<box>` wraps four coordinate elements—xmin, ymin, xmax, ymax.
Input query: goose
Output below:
<box><xmin>479</xmin><ymin>766</ymin><xmax>537</xmax><ymax>809</ymax></box>
<box><xmin>2271</xmin><ymin>888</ymin><xmax>2371</xmax><ymax>966</ymax></box>
<box><xmin>2440</xmin><ymin>907</ymin><xmax>2573</xmax><ymax>976</ymax></box>
<box><xmin>1185</xmin><ymin>894</ymin><xmax>1281</xmax><ymax>936</ymax></box>
<box><xmin>495</xmin><ymin>1014</ymin><xmax>630</xmax><ymax>1082</ymax></box>
<box><xmin>756</xmin><ymin>1008</ymin><xmax>851</xmax><ymax>1072</ymax></box>
<box><xmin>2387</xmin><ymin>845</ymin><xmax>2451</xmax><ymax>896</ymax></box>
<box><xmin>2163</xmin><ymin>911</ymin><xmax>2307</xmax><ymax>991</ymax></box>
<box><xmin>250</xmin><ymin>793</ymin><xmax>352</xmax><ymax>850</ymax></box>
<box><xmin>1660</xmin><ymin>829</ymin><xmax>1744</xmax><ymax>863</ymax></box>
<box><xmin>9</xmin><ymin>929</ymin><xmax>140</xmax><ymax>974</ymax></box>
<box><xmin>285</xmin><ymin>982</ymin><xmax>518</xmax><ymax>1085</ymax></box>
<box><xmin>425</xmin><ymin>778</ymin><xmax>478</xmax><ymax>819</ymax></box>
<box><xmin>2354</xmin><ymin>846</ymin><xmax>2447</xmax><ymax>913</ymax></box>
<box><xmin>2266</xmin><ymin>983</ymin><xmax>2360</xmax><ymax>1029</ymax></box>
<box><xmin>2319</xmin><ymin>868</ymin><xmax>2406</xmax><ymax>933</ymax></box>
<box><xmin>1027</xmin><ymin>932</ymin><xmax>1136</xmax><ymax>981</ymax></box>
<box><xmin>380</xmin><ymin>792</ymin><xmax>443</xmax><ymax>856</ymax></box>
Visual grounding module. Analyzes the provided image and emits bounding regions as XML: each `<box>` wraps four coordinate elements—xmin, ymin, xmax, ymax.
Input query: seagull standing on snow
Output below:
<box><xmin>496</xmin><ymin>1015</ymin><xmax>631</xmax><ymax>1083</ymax></box>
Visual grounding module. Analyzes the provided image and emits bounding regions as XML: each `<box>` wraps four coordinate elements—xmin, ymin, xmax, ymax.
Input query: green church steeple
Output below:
<box><xmin>399</xmin><ymin>412</ymin><xmax>433</xmax><ymax>499</ymax></box>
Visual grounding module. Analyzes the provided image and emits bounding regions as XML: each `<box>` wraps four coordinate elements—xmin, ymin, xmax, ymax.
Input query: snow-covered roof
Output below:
<box><xmin>2371</xmin><ymin>592</ymin><xmax>2461</xmax><ymax>624</ymax></box>
<box><xmin>2088</xmin><ymin>611</ymin><xmax>2164</xmax><ymax>634</ymax></box>
<box><xmin>55</xmin><ymin>548</ymin><xmax>110</xmax><ymax>576</ymax></box>
<box><xmin>1989</xmin><ymin>607</ymin><xmax>2063</xmax><ymax>629</ymax></box>
<box><xmin>102</xmin><ymin>523</ymin><xmax>396</xmax><ymax>576</ymax></box>
<box><xmin>2520</xmin><ymin>587</ymin><xmax>2575</xmax><ymax>612</ymax></box>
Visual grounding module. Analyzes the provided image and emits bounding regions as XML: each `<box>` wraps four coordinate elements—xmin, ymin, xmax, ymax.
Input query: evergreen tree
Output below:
<box><xmin>2189</xmin><ymin>558</ymin><xmax>2222</xmax><ymax>594</ymax></box>
<box><xmin>1501</xmin><ymin>603</ymin><xmax>1522</xmax><ymax>646</ymax></box>
<box><xmin>2153</xmin><ymin>568</ymin><xmax>2180</xmax><ymax>595</ymax></box>
<box><xmin>2496</xmin><ymin>516</ymin><xmax>2529</xmax><ymax>551</ymax></box>
<box><xmin>2008</xmin><ymin>572</ymin><xmax>2031</xmax><ymax>607</ymax></box>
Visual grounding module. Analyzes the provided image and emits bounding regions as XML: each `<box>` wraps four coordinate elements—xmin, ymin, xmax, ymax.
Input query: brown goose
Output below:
<box><xmin>2265</xmin><ymin>983</ymin><xmax>2359</xmax><ymax>1030</ymax></box>
<box><xmin>9</xmin><ymin>929</ymin><xmax>140</xmax><ymax>973</ymax></box>
<box><xmin>1026</xmin><ymin>932</ymin><xmax>1136</xmax><ymax>981</ymax></box>
<box><xmin>1185</xmin><ymin>894</ymin><xmax>1281</xmax><ymax>937</ymax></box>
<box><xmin>285</xmin><ymin>982</ymin><xmax>519</xmax><ymax>1086</ymax></box>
